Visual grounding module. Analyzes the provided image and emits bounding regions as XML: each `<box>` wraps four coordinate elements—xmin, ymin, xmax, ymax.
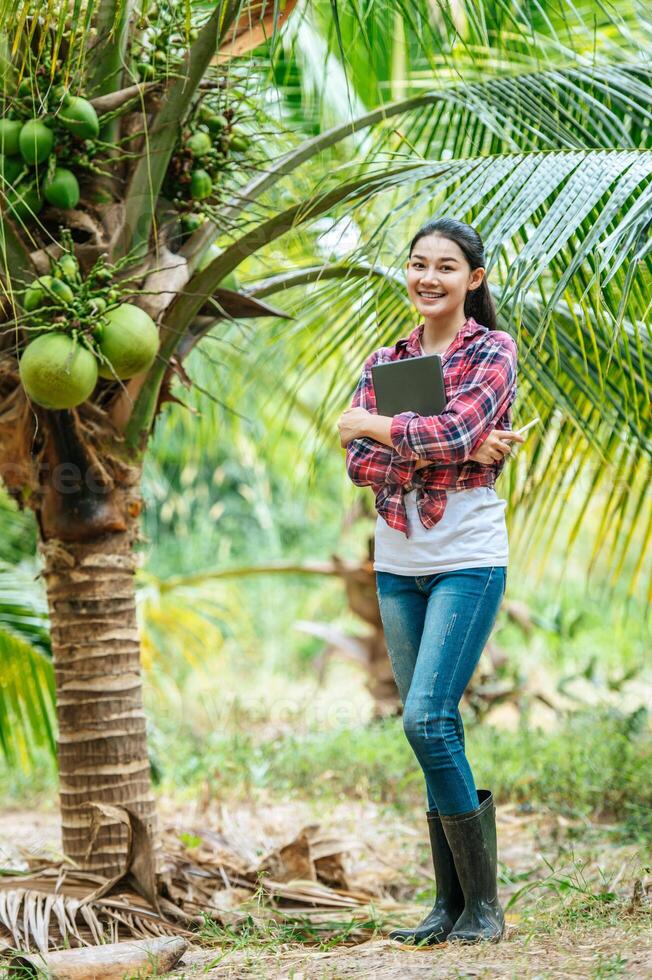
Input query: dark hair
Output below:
<box><xmin>407</xmin><ymin>218</ymin><xmax>497</xmax><ymax>330</ymax></box>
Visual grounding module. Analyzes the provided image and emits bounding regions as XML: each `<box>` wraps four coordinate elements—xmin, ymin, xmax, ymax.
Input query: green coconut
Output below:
<box><xmin>0</xmin><ymin>153</ymin><xmax>22</xmax><ymax>184</ymax></box>
<box><xmin>19</xmin><ymin>119</ymin><xmax>54</xmax><ymax>165</ymax></box>
<box><xmin>181</xmin><ymin>211</ymin><xmax>205</xmax><ymax>233</ymax></box>
<box><xmin>229</xmin><ymin>129</ymin><xmax>249</xmax><ymax>152</ymax></box>
<box><xmin>0</xmin><ymin>118</ymin><xmax>22</xmax><ymax>155</ymax></box>
<box><xmin>48</xmin><ymin>277</ymin><xmax>75</xmax><ymax>305</ymax></box>
<box><xmin>190</xmin><ymin>168</ymin><xmax>212</xmax><ymax>200</ymax></box>
<box><xmin>24</xmin><ymin>275</ymin><xmax>53</xmax><ymax>312</ymax></box>
<box><xmin>44</xmin><ymin>168</ymin><xmax>80</xmax><ymax>209</ymax></box>
<box><xmin>59</xmin><ymin>96</ymin><xmax>100</xmax><ymax>140</ymax></box>
<box><xmin>97</xmin><ymin>303</ymin><xmax>159</xmax><ymax>380</ymax></box>
<box><xmin>206</xmin><ymin>114</ymin><xmax>228</xmax><ymax>135</ymax></box>
<box><xmin>6</xmin><ymin>184</ymin><xmax>42</xmax><ymax>222</ymax></box>
<box><xmin>187</xmin><ymin>131</ymin><xmax>212</xmax><ymax>157</ymax></box>
<box><xmin>19</xmin><ymin>332</ymin><xmax>98</xmax><ymax>409</ymax></box>
<box><xmin>23</xmin><ymin>275</ymin><xmax>74</xmax><ymax>311</ymax></box>
<box><xmin>137</xmin><ymin>62</ymin><xmax>156</xmax><ymax>80</ymax></box>
<box><xmin>54</xmin><ymin>254</ymin><xmax>80</xmax><ymax>283</ymax></box>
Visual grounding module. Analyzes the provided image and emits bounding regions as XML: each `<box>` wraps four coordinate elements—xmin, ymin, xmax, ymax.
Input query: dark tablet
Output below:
<box><xmin>371</xmin><ymin>354</ymin><xmax>446</xmax><ymax>416</ymax></box>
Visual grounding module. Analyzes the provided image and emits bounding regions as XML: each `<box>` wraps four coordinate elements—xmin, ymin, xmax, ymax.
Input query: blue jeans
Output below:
<box><xmin>375</xmin><ymin>566</ymin><xmax>506</xmax><ymax>816</ymax></box>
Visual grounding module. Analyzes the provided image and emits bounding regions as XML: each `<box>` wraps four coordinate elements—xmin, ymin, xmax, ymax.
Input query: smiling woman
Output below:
<box><xmin>339</xmin><ymin>217</ymin><xmax>524</xmax><ymax>947</ymax></box>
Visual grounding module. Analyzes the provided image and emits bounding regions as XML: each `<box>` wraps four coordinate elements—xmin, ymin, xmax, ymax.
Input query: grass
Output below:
<box><xmin>2</xmin><ymin>700</ymin><xmax>649</xmax><ymax>844</ymax></box>
<box><xmin>145</xmin><ymin>702</ymin><xmax>652</xmax><ymax>842</ymax></box>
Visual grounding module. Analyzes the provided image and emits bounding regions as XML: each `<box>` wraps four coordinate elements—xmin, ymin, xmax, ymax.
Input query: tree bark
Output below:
<box><xmin>39</xmin><ymin>528</ymin><xmax>158</xmax><ymax>878</ymax></box>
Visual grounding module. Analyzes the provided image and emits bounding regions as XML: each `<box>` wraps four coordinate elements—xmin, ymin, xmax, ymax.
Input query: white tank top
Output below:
<box><xmin>373</xmin><ymin>486</ymin><xmax>508</xmax><ymax>575</ymax></box>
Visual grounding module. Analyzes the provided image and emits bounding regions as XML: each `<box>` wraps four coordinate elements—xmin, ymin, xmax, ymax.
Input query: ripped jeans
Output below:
<box><xmin>375</xmin><ymin>566</ymin><xmax>506</xmax><ymax>816</ymax></box>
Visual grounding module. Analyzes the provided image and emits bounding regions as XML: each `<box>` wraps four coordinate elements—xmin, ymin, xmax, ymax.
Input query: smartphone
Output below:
<box><xmin>514</xmin><ymin>417</ymin><xmax>540</xmax><ymax>436</ymax></box>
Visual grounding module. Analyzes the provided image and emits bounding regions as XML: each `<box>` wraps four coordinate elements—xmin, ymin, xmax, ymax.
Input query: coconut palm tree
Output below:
<box><xmin>0</xmin><ymin>0</ymin><xmax>650</xmax><ymax>903</ymax></box>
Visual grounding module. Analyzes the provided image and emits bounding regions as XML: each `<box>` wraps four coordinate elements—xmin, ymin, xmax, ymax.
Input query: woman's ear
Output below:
<box><xmin>469</xmin><ymin>266</ymin><xmax>485</xmax><ymax>290</ymax></box>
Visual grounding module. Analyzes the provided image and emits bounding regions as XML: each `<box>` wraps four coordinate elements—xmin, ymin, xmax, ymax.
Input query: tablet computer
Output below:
<box><xmin>371</xmin><ymin>354</ymin><xmax>446</xmax><ymax>416</ymax></box>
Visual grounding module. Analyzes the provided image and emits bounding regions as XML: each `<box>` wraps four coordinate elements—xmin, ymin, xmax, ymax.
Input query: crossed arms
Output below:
<box><xmin>344</xmin><ymin>333</ymin><xmax>518</xmax><ymax>488</ymax></box>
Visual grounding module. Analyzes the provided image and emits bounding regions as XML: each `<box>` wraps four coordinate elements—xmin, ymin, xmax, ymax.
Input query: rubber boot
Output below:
<box><xmin>439</xmin><ymin>788</ymin><xmax>505</xmax><ymax>943</ymax></box>
<box><xmin>388</xmin><ymin>808</ymin><xmax>465</xmax><ymax>945</ymax></box>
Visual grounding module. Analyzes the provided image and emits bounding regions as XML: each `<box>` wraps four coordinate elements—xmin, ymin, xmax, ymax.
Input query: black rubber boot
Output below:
<box><xmin>388</xmin><ymin>808</ymin><xmax>465</xmax><ymax>945</ymax></box>
<box><xmin>439</xmin><ymin>788</ymin><xmax>505</xmax><ymax>943</ymax></box>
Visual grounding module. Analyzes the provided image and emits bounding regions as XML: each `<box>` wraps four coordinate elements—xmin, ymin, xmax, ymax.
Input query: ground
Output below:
<box><xmin>1</xmin><ymin>793</ymin><xmax>649</xmax><ymax>979</ymax></box>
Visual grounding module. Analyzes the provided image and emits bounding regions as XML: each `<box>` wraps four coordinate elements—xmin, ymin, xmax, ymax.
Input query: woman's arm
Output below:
<box><xmin>343</xmin><ymin>352</ymin><xmax>417</xmax><ymax>488</ymax></box>
<box><xmin>379</xmin><ymin>333</ymin><xmax>518</xmax><ymax>464</ymax></box>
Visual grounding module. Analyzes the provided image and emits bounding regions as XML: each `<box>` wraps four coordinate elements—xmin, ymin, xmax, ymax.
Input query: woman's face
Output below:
<box><xmin>405</xmin><ymin>234</ymin><xmax>484</xmax><ymax>321</ymax></box>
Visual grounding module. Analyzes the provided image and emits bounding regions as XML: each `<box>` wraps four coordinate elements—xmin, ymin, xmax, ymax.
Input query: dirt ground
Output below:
<box><xmin>0</xmin><ymin>797</ymin><xmax>650</xmax><ymax>979</ymax></box>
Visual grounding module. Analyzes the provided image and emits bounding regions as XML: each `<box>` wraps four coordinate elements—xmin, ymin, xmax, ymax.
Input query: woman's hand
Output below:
<box><xmin>468</xmin><ymin>429</ymin><xmax>525</xmax><ymax>464</ymax></box>
<box><xmin>338</xmin><ymin>407</ymin><xmax>372</xmax><ymax>447</ymax></box>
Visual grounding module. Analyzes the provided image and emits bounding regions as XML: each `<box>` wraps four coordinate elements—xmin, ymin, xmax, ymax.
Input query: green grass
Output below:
<box><xmin>147</xmin><ymin>703</ymin><xmax>651</xmax><ymax>841</ymax></box>
<box><xmin>3</xmin><ymin>704</ymin><xmax>649</xmax><ymax>843</ymax></box>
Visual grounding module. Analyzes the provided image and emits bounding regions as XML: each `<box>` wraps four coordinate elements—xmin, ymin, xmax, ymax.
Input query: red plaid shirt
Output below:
<box><xmin>345</xmin><ymin>317</ymin><xmax>518</xmax><ymax>537</ymax></box>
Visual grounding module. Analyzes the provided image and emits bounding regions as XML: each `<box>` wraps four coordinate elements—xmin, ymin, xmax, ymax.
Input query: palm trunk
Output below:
<box><xmin>39</xmin><ymin>529</ymin><xmax>157</xmax><ymax>878</ymax></box>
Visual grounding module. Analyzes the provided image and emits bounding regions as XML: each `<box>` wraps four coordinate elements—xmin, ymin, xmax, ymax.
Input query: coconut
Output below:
<box><xmin>0</xmin><ymin>118</ymin><xmax>22</xmax><ymax>155</ymax></box>
<box><xmin>44</xmin><ymin>168</ymin><xmax>80</xmax><ymax>209</ymax></box>
<box><xmin>6</xmin><ymin>184</ymin><xmax>42</xmax><ymax>222</ymax></box>
<box><xmin>59</xmin><ymin>96</ymin><xmax>100</xmax><ymax>140</ymax></box>
<box><xmin>97</xmin><ymin>303</ymin><xmax>159</xmax><ymax>380</ymax></box>
<box><xmin>229</xmin><ymin>129</ymin><xmax>249</xmax><ymax>152</ymax></box>
<box><xmin>190</xmin><ymin>168</ymin><xmax>212</xmax><ymax>200</ymax></box>
<box><xmin>24</xmin><ymin>275</ymin><xmax>54</xmax><ymax>312</ymax></box>
<box><xmin>19</xmin><ymin>333</ymin><xmax>98</xmax><ymax>409</ymax></box>
<box><xmin>48</xmin><ymin>278</ymin><xmax>75</xmax><ymax>305</ymax></box>
<box><xmin>23</xmin><ymin>275</ymin><xmax>74</xmax><ymax>311</ymax></box>
<box><xmin>137</xmin><ymin>62</ymin><xmax>156</xmax><ymax>80</ymax></box>
<box><xmin>181</xmin><ymin>212</ymin><xmax>205</xmax><ymax>233</ymax></box>
<box><xmin>18</xmin><ymin>119</ymin><xmax>54</xmax><ymax>165</ymax></box>
<box><xmin>0</xmin><ymin>152</ymin><xmax>22</xmax><ymax>183</ymax></box>
<box><xmin>206</xmin><ymin>114</ymin><xmax>227</xmax><ymax>134</ymax></box>
<box><xmin>54</xmin><ymin>254</ymin><xmax>80</xmax><ymax>283</ymax></box>
<box><xmin>187</xmin><ymin>131</ymin><xmax>212</xmax><ymax>157</ymax></box>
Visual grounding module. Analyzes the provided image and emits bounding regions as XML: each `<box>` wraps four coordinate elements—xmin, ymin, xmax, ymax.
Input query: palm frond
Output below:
<box><xmin>0</xmin><ymin>627</ymin><xmax>55</xmax><ymax>770</ymax></box>
<box><xmin>86</xmin><ymin>0</ymin><xmax>135</xmax><ymax>99</ymax></box>
<box><xmin>1</xmin><ymin>1</ymin><xmax>98</xmax><ymax>82</ymax></box>
<box><xmin>0</xmin><ymin>557</ymin><xmax>54</xmax><ymax>769</ymax></box>
<box><xmin>181</xmin><ymin>62</ymin><xmax>652</xmax><ymax>268</ymax></box>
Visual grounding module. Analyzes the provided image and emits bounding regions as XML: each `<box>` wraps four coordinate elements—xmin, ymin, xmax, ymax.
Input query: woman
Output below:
<box><xmin>338</xmin><ymin>217</ymin><xmax>524</xmax><ymax>946</ymax></box>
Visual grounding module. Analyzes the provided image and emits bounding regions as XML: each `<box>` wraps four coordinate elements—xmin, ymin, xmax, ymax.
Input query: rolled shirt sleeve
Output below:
<box><xmin>346</xmin><ymin>352</ymin><xmax>417</xmax><ymax>488</ymax></box>
<box><xmin>389</xmin><ymin>332</ymin><xmax>518</xmax><ymax>464</ymax></box>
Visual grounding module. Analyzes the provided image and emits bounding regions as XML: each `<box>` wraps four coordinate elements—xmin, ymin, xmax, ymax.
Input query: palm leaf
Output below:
<box><xmin>86</xmin><ymin>0</ymin><xmax>135</xmax><ymax>99</ymax></box>
<box><xmin>179</xmin><ymin>61</ymin><xmax>652</xmax><ymax>268</ymax></box>
<box><xmin>0</xmin><ymin>216</ymin><xmax>36</xmax><ymax>295</ymax></box>
<box><xmin>1</xmin><ymin>1</ymin><xmax>98</xmax><ymax>82</ymax></box>
<box><xmin>0</xmin><ymin>628</ymin><xmax>56</xmax><ymax>770</ymax></box>
<box><xmin>0</xmin><ymin>557</ymin><xmax>54</xmax><ymax>769</ymax></box>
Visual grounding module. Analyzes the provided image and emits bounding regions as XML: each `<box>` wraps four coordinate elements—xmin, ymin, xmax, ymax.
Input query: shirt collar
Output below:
<box><xmin>395</xmin><ymin>316</ymin><xmax>486</xmax><ymax>358</ymax></box>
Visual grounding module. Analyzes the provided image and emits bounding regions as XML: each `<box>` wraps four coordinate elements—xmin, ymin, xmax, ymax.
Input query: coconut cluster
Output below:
<box><xmin>132</xmin><ymin>0</ymin><xmax>199</xmax><ymax>77</ymax></box>
<box><xmin>18</xmin><ymin>254</ymin><xmax>159</xmax><ymax>411</ymax></box>
<box><xmin>165</xmin><ymin>102</ymin><xmax>251</xmax><ymax>224</ymax></box>
<box><xmin>0</xmin><ymin>91</ymin><xmax>100</xmax><ymax>220</ymax></box>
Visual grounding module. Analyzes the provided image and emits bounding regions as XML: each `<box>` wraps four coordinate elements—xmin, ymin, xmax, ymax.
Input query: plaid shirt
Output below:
<box><xmin>345</xmin><ymin>317</ymin><xmax>518</xmax><ymax>537</ymax></box>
